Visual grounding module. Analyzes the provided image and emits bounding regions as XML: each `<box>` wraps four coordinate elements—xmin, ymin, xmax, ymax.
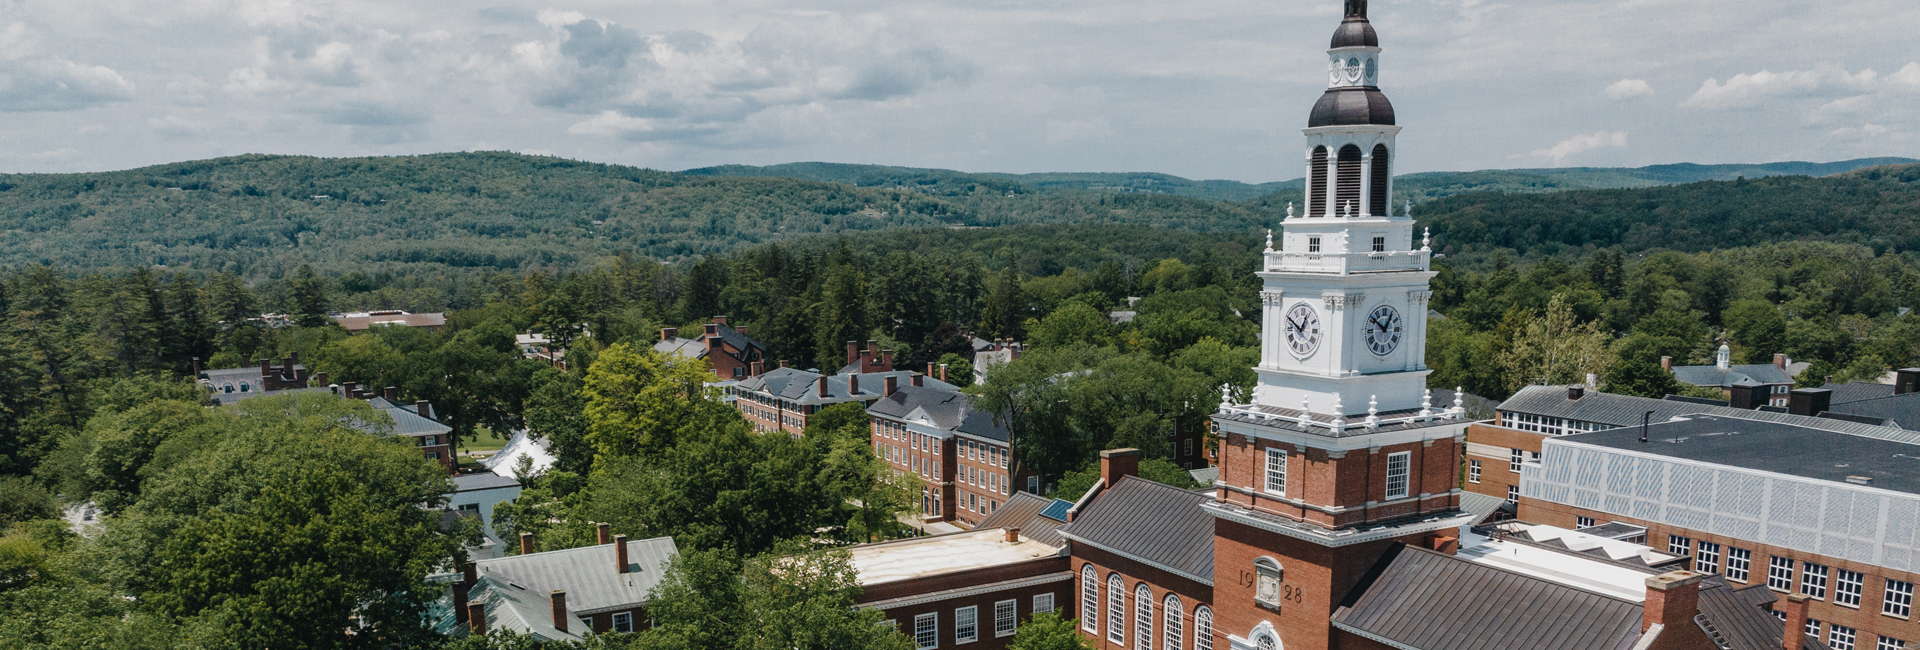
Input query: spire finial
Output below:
<box><xmin>1264</xmin><ymin>229</ymin><xmax>1274</xmax><ymax>252</ymax></box>
<box><xmin>1343</xmin><ymin>200</ymin><xmax>1352</xmax><ymax>218</ymax></box>
<box><xmin>1286</xmin><ymin>202</ymin><xmax>1295</xmax><ymax>219</ymax></box>
<box><xmin>1404</xmin><ymin>199</ymin><xmax>1412</xmax><ymax>217</ymax></box>
<box><xmin>1421</xmin><ymin>227</ymin><xmax>1431</xmax><ymax>251</ymax></box>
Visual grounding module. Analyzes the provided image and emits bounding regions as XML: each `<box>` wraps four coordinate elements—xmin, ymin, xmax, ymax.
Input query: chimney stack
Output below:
<box><xmin>614</xmin><ymin>534</ymin><xmax>630</xmax><ymax>574</ymax></box>
<box><xmin>315</xmin><ymin>371</ymin><xmax>329</xmax><ymax>387</ymax></box>
<box><xmin>1728</xmin><ymin>382</ymin><xmax>1763</xmax><ymax>410</ymax></box>
<box><xmin>260</xmin><ymin>357</ymin><xmax>272</xmax><ymax>376</ymax></box>
<box><xmin>1567</xmin><ymin>385</ymin><xmax>1585</xmax><ymax>400</ymax></box>
<box><xmin>467</xmin><ymin>601</ymin><xmax>487</xmax><ymax>636</ymax></box>
<box><xmin>1660</xmin><ymin>356</ymin><xmax>1673</xmax><ymax>371</ymax></box>
<box><xmin>848</xmin><ymin>341</ymin><xmax>860</xmax><ymax>365</ymax></box>
<box><xmin>939</xmin><ymin>363</ymin><xmax>948</xmax><ymax>383</ymax></box>
<box><xmin>1782</xmin><ymin>593</ymin><xmax>1810</xmax><ymax>650</ymax></box>
<box><xmin>911</xmin><ymin>374</ymin><xmax>924</xmax><ymax>387</ymax></box>
<box><xmin>384</xmin><ymin>386</ymin><xmax>398</xmax><ymax>402</ymax></box>
<box><xmin>850</xmin><ymin>374</ymin><xmax>860</xmax><ymax>395</ymax></box>
<box><xmin>736</xmin><ymin>325</ymin><xmax>749</xmax><ymax>336</ymax></box>
<box><xmin>1897</xmin><ymin>368</ymin><xmax>1920</xmax><ymax>396</ymax></box>
<box><xmin>712</xmin><ymin>315</ymin><xmax>727</xmax><ymax>326</ymax></box>
<box><xmin>750</xmin><ymin>360</ymin><xmax>764</xmax><ymax>376</ymax></box>
<box><xmin>1004</xmin><ymin>528</ymin><xmax>1020</xmax><ymax>544</ymax></box>
<box><xmin>519</xmin><ymin>532</ymin><xmax>534</xmax><ymax>555</ymax></box>
<box><xmin>1641</xmin><ymin>570</ymin><xmax>1706</xmax><ymax>633</ymax></box>
<box><xmin>597</xmin><ymin>522</ymin><xmax>611</xmax><ymax>545</ymax></box>
<box><xmin>550</xmin><ymin>591</ymin><xmax>568</xmax><ymax>633</ymax></box>
<box><xmin>881</xmin><ymin>349</ymin><xmax>893</xmax><ymax>371</ymax></box>
<box><xmin>416</xmin><ymin>400</ymin><xmax>431</xmax><ymax>418</ymax></box>
<box><xmin>885</xmin><ymin>375</ymin><xmax>898</xmax><ymax>397</ymax></box>
<box><xmin>1774</xmin><ymin>353</ymin><xmax>1788</xmax><ymax>370</ymax></box>
<box><xmin>453</xmin><ymin>582</ymin><xmax>471</xmax><ymax>624</ymax></box>
<box><xmin>343</xmin><ymin>382</ymin><xmax>359</xmax><ymax>397</ymax></box>
<box><xmin>817</xmin><ymin>376</ymin><xmax>829</xmax><ymax>398</ymax></box>
<box><xmin>927</xmin><ymin>362</ymin><xmax>936</xmax><ymax>376</ymax></box>
<box><xmin>192</xmin><ymin>356</ymin><xmax>201</xmax><ymax>378</ymax></box>
<box><xmin>660</xmin><ymin>327</ymin><xmax>677</xmax><ymax>342</ymax></box>
<box><xmin>1788</xmin><ymin>388</ymin><xmax>1832</xmax><ymax>417</ymax></box>
<box><xmin>283</xmin><ymin>355</ymin><xmax>296</xmax><ymax>378</ymax></box>
<box><xmin>704</xmin><ymin>323</ymin><xmax>718</xmax><ymax>337</ymax></box>
<box><xmin>1100</xmin><ymin>448</ymin><xmax>1141</xmax><ymax>487</ymax></box>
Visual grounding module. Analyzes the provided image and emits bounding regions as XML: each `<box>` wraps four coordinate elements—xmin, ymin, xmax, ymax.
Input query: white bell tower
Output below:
<box><xmin>1251</xmin><ymin>0</ymin><xmax>1433</xmax><ymax>417</ymax></box>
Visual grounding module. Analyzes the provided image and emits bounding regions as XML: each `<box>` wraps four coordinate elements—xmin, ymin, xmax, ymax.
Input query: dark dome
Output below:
<box><xmin>1330</xmin><ymin>18</ymin><xmax>1378</xmax><ymax>48</ymax></box>
<box><xmin>1307</xmin><ymin>88</ymin><xmax>1395</xmax><ymax>127</ymax></box>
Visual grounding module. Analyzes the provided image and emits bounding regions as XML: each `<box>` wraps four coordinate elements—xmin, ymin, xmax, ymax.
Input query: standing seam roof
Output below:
<box><xmin>1055</xmin><ymin>477</ymin><xmax>1214</xmax><ymax>583</ymax></box>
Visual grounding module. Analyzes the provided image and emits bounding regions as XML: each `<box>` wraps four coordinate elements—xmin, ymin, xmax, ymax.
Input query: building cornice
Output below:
<box><xmin>1202</xmin><ymin>500</ymin><xmax>1473</xmax><ymax>548</ymax></box>
<box><xmin>858</xmin><ymin>572</ymin><xmax>1074</xmax><ymax>610</ymax></box>
<box><xmin>1057</xmin><ymin>531</ymin><xmax>1214</xmax><ymax>586</ymax></box>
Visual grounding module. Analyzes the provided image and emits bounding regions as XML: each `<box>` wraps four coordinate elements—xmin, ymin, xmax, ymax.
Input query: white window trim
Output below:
<box><xmin>1264</xmin><ymin>447</ymin><xmax>1287</xmax><ymax>496</ymax></box>
<box><xmin>1034</xmin><ymin>592</ymin><xmax>1054</xmax><ymax>615</ymax></box>
<box><xmin>612</xmin><ymin>612</ymin><xmax>634</xmax><ymax>633</ymax></box>
<box><xmin>994</xmin><ymin>599</ymin><xmax>1017</xmax><ymax>638</ymax></box>
<box><xmin>955</xmin><ymin>605</ymin><xmax>978</xmax><ymax>644</ymax></box>
<box><xmin>1385</xmin><ymin>451</ymin><xmax>1411</xmax><ymax>500</ymax></box>
<box><xmin>915</xmin><ymin>612</ymin><xmax>940</xmax><ymax>650</ymax></box>
<box><xmin>1468</xmin><ymin>459</ymin><xmax>1481</xmax><ymax>484</ymax></box>
<box><xmin>1081</xmin><ymin>566</ymin><xmax>1099</xmax><ymax>633</ymax></box>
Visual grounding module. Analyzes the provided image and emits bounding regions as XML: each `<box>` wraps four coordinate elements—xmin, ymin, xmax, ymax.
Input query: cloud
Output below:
<box><xmin>1529</xmin><ymin>131</ymin><xmax>1627</xmax><ymax>166</ymax></box>
<box><xmin>1680</xmin><ymin>64</ymin><xmax>1877</xmax><ymax>110</ymax></box>
<box><xmin>1603</xmin><ymin>78</ymin><xmax>1652</xmax><ymax>100</ymax></box>
<box><xmin>0</xmin><ymin>23</ymin><xmax>136</xmax><ymax>112</ymax></box>
<box><xmin>1045</xmin><ymin>118</ymin><xmax>1113</xmax><ymax>144</ymax></box>
<box><xmin>149</xmin><ymin>115</ymin><xmax>211</xmax><ymax>136</ymax></box>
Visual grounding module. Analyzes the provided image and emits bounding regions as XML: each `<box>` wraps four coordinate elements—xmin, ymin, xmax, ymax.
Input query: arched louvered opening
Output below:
<box><xmin>1335</xmin><ymin>144</ymin><xmax>1362</xmax><ymax>216</ymax></box>
<box><xmin>1371</xmin><ymin>144</ymin><xmax>1391</xmax><ymax>215</ymax></box>
<box><xmin>1308</xmin><ymin>146</ymin><xmax>1328</xmax><ymax>217</ymax></box>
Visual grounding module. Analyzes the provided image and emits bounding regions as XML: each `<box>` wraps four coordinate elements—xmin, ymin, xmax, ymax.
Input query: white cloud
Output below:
<box><xmin>1680</xmin><ymin>64</ymin><xmax>1878</xmax><ymax>110</ymax></box>
<box><xmin>149</xmin><ymin>115</ymin><xmax>211</xmax><ymax>136</ymax></box>
<box><xmin>1529</xmin><ymin>131</ymin><xmax>1627</xmax><ymax>166</ymax></box>
<box><xmin>568</xmin><ymin>110</ymin><xmax>656</xmax><ymax>136</ymax></box>
<box><xmin>1604</xmin><ymin>78</ymin><xmax>1652</xmax><ymax>100</ymax></box>
<box><xmin>1044</xmin><ymin>118</ymin><xmax>1113</xmax><ymax>144</ymax></box>
<box><xmin>1892</xmin><ymin>62</ymin><xmax>1920</xmax><ymax>91</ymax></box>
<box><xmin>0</xmin><ymin>23</ymin><xmax>135</xmax><ymax>112</ymax></box>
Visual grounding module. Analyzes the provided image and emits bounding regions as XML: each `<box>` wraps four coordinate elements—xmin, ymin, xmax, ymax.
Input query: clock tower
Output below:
<box><xmin>1205</xmin><ymin>3</ymin><xmax>1473</xmax><ymax>649</ymax></box>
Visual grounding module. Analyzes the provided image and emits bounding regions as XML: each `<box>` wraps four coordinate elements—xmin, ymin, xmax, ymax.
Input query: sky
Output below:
<box><xmin>1</xmin><ymin>0</ymin><xmax>1917</xmax><ymax>182</ymax></box>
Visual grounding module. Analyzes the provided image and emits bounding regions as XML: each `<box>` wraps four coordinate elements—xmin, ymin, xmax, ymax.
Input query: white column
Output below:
<box><xmin>1358</xmin><ymin>145</ymin><xmax>1373</xmax><ymax>218</ymax></box>
<box><xmin>1323</xmin><ymin>145</ymin><xmax>1340</xmax><ymax>217</ymax></box>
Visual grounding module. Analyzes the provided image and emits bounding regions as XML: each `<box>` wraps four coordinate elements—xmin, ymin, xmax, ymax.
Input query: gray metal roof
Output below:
<box><xmin>1055</xmin><ymin>476</ymin><xmax>1215</xmax><ymax>584</ymax></box>
<box><xmin>367</xmin><ymin>397</ymin><xmax>451</xmax><ymax>437</ymax></box>
<box><xmin>1497</xmin><ymin>385</ymin><xmax>1920</xmax><ymax>445</ymax></box>
<box><xmin>1672</xmin><ymin>363</ymin><xmax>1793</xmax><ymax>388</ymax></box>
<box><xmin>736</xmin><ymin>367</ymin><xmax>956</xmax><ymax>407</ymax></box>
<box><xmin>1824</xmin><ymin>382</ymin><xmax>1899</xmax><ymax>404</ymax></box>
<box><xmin>452</xmin><ymin>473</ymin><xmax>522</xmax><ymax>493</ymax></box>
<box><xmin>972</xmin><ymin>492</ymin><xmax>1071</xmax><ymax>547</ymax></box>
<box><xmin>1694</xmin><ymin>583</ymin><xmax>1828</xmax><ymax>650</ymax></box>
<box><xmin>1459</xmin><ymin>491</ymin><xmax>1507</xmax><ymax>525</ymax></box>
<box><xmin>478</xmin><ymin>537</ymin><xmax>678</xmax><ymax>613</ymax></box>
<box><xmin>1562</xmin><ymin>414</ymin><xmax>1920</xmax><ymax>496</ymax></box>
<box><xmin>208</xmin><ymin>386</ymin><xmax>331</xmax><ymax>406</ymax></box>
<box><xmin>1333</xmin><ymin>545</ymin><xmax>1645</xmax><ymax>650</ymax></box>
<box><xmin>1826</xmin><ymin>392</ymin><xmax>1920</xmax><ymax>430</ymax></box>
<box><xmin>865</xmin><ymin>383</ymin><xmax>1007</xmax><ymax>440</ymax></box>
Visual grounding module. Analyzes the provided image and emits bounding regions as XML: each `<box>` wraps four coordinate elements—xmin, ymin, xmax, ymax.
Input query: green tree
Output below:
<box><xmin>1007</xmin><ymin>612</ymin><xmax>1093</xmax><ymax>650</ymax></box>
<box><xmin>582</xmin><ymin>343</ymin><xmax>717</xmax><ymax>460</ymax></box>
<box><xmin>937</xmin><ymin>352</ymin><xmax>975</xmax><ymax>388</ymax></box>
<box><xmin>736</xmin><ymin>542</ymin><xmax>913</xmax><ymax>650</ymax></box>
<box><xmin>525</xmin><ymin>368</ymin><xmax>593</xmax><ymax>475</ymax></box>
<box><xmin>1498</xmin><ymin>297</ymin><xmax>1608</xmax><ymax>393</ymax></box>
<box><xmin>814</xmin><ymin>265</ymin><xmax>873</xmax><ymax>371</ymax></box>
<box><xmin>288</xmin><ymin>265</ymin><xmax>330</xmax><ymax>328</ymax></box>
<box><xmin>1025</xmin><ymin>301</ymin><xmax>1115</xmax><ymax>350</ymax></box>
<box><xmin>0</xmin><ymin>477</ymin><xmax>56</xmax><ymax>530</ymax></box>
<box><xmin>1051</xmin><ymin>458</ymin><xmax>1199</xmax><ymax>501</ymax></box>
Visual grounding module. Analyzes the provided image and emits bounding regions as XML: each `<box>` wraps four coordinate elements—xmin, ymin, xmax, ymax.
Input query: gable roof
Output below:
<box><xmin>366</xmin><ymin>396</ymin><xmax>451</xmax><ymax>437</ymax></box>
<box><xmin>1672</xmin><ymin>363</ymin><xmax>1792</xmax><ymax>388</ymax></box>
<box><xmin>866</xmin><ymin>384</ymin><xmax>1006</xmax><ymax>442</ymax></box>
<box><xmin>1823</xmin><ymin>381</ymin><xmax>1898</xmax><ymax>404</ymax></box>
<box><xmin>1055</xmin><ymin>476</ymin><xmax>1214</xmax><ymax>585</ymax></box>
<box><xmin>972</xmin><ymin>492</ymin><xmax>1073</xmax><ymax>547</ymax></box>
<box><xmin>1825</xmin><ymin>392</ymin><xmax>1920</xmax><ymax>430</ymax></box>
<box><xmin>738</xmin><ymin>368</ymin><xmax>958</xmax><ymax>408</ymax></box>
<box><xmin>437</xmin><ymin>536</ymin><xmax>679</xmax><ymax>640</ymax></box>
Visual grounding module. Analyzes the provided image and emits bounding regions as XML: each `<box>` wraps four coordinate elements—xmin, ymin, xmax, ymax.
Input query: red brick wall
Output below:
<box><xmin>868</xmin><ymin>558</ymin><xmax>1072</xmax><ymax>650</ymax></box>
<box><xmin>582</xmin><ymin>606</ymin><xmax>650</xmax><ymax>634</ymax></box>
<box><xmin>1072</xmin><ymin>545</ymin><xmax>1214</xmax><ymax>650</ymax></box>
<box><xmin>422</xmin><ymin>444</ymin><xmax>453</xmax><ymax>472</ymax></box>
<box><xmin>1462</xmin><ymin>423</ymin><xmax>1544</xmax><ymax>502</ymax></box>
<box><xmin>1216</xmin><ymin>433</ymin><xmax>1460</xmax><ymax>529</ymax></box>
<box><xmin>1207</xmin><ymin>519</ymin><xmax>1417</xmax><ymax>650</ymax></box>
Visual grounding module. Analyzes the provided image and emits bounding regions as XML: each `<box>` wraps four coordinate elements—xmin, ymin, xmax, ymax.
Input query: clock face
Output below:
<box><xmin>1345</xmin><ymin>57</ymin><xmax>1362</xmax><ymax>82</ymax></box>
<box><xmin>1364</xmin><ymin>304</ymin><xmax>1404</xmax><ymax>356</ymax></box>
<box><xmin>1284</xmin><ymin>303</ymin><xmax>1323</xmax><ymax>356</ymax></box>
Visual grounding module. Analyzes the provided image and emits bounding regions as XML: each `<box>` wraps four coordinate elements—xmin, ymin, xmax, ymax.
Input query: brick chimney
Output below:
<box><xmin>1641</xmin><ymin>570</ymin><xmax>1706</xmax><ymax>633</ymax></box>
<box><xmin>938</xmin><ymin>364</ymin><xmax>949</xmax><ymax>383</ymax></box>
<box><xmin>1782</xmin><ymin>593</ymin><xmax>1810</xmax><ymax>650</ymax></box>
<box><xmin>1660</xmin><ymin>356</ymin><xmax>1673</xmax><ymax>371</ymax></box>
<box><xmin>519</xmin><ymin>532</ymin><xmax>534</xmax><ymax>555</ymax></box>
<box><xmin>614</xmin><ymin>534</ymin><xmax>630</xmax><ymax>574</ymax></box>
<box><xmin>343</xmin><ymin>382</ymin><xmax>359</xmax><ymax>397</ymax></box>
<box><xmin>704</xmin><ymin>322</ymin><xmax>719</xmax><ymax>337</ymax></box>
<box><xmin>384</xmin><ymin>386</ymin><xmax>398</xmax><ymax>402</ymax></box>
<box><xmin>1100</xmin><ymin>448</ymin><xmax>1141</xmax><ymax>486</ymax></box>
<box><xmin>848</xmin><ymin>341</ymin><xmax>860</xmax><ymax>365</ymax></box>
<box><xmin>550</xmin><ymin>590</ymin><xmax>568</xmax><ymax>633</ymax></box>
<box><xmin>911</xmin><ymin>374</ymin><xmax>924</xmax><ymax>387</ymax></box>
<box><xmin>736</xmin><ymin>325</ymin><xmax>749</xmax><ymax>336</ymax></box>
<box><xmin>850</xmin><ymin>374</ymin><xmax>860</xmax><ymax>395</ymax></box>
<box><xmin>750</xmin><ymin>360</ymin><xmax>764</xmax><ymax>376</ymax></box>
<box><xmin>260</xmin><ymin>357</ymin><xmax>272</xmax><ymax>376</ymax></box>
<box><xmin>315</xmin><ymin>371</ymin><xmax>329</xmax><ymax>387</ymax></box>
<box><xmin>712</xmin><ymin>315</ymin><xmax>727</xmax><ymax>326</ymax></box>
<box><xmin>1788</xmin><ymin>388</ymin><xmax>1832</xmax><ymax>417</ymax></box>
<box><xmin>1423</xmin><ymin>534</ymin><xmax>1459</xmax><ymax>555</ymax></box>
<box><xmin>885</xmin><ymin>375</ymin><xmax>898</xmax><ymax>397</ymax></box>
<box><xmin>467</xmin><ymin>601</ymin><xmax>487</xmax><ymax>636</ymax></box>
<box><xmin>191</xmin><ymin>356</ymin><xmax>201</xmax><ymax>378</ymax></box>
<box><xmin>1774</xmin><ymin>353</ymin><xmax>1788</xmax><ymax>370</ymax></box>
<box><xmin>927</xmin><ymin>362</ymin><xmax>936</xmax><ymax>376</ymax></box>
<box><xmin>282</xmin><ymin>355</ymin><xmax>296</xmax><ymax>378</ymax></box>
<box><xmin>453</xmin><ymin>582</ymin><xmax>471</xmax><ymax>624</ymax></box>
<box><xmin>881</xmin><ymin>349</ymin><xmax>894</xmax><ymax>371</ymax></box>
<box><xmin>1728</xmin><ymin>382</ymin><xmax>1763</xmax><ymax>410</ymax></box>
<box><xmin>416</xmin><ymin>400</ymin><xmax>431</xmax><ymax>418</ymax></box>
<box><xmin>817</xmin><ymin>376</ymin><xmax>829</xmax><ymax>397</ymax></box>
<box><xmin>597</xmin><ymin>522</ymin><xmax>611</xmax><ymax>545</ymax></box>
<box><xmin>463</xmin><ymin>562</ymin><xmax>477</xmax><ymax>585</ymax></box>
<box><xmin>660</xmin><ymin>327</ymin><xmax>677</xmax><ymax>341</ymax></box>
<box><xmin>1005</xmin><ymin>528</ymin><xmax>1021</xmax><ymax>543</ymax></box>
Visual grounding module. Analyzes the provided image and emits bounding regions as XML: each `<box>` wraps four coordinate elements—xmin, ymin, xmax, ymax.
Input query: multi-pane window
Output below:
<box><xmin>1385</xmin><ymin>452</ymin><xmax>1410</xmax><ymax>500</ymax></box>
<box><xmin>1832</xmin><ymin>625</ymin><xmax>1857</xmax><ymax>650</ymax></box>
<box><xmin>1107</xmin><ymin>574</ymin><xmax>1125</xmax><ymax>643</ymax></box>
<box><xmin>1469</xmin><ymin>460</ymin><xmax>1481</xmax><ymax>483</ymax></box>
<box><xmin>1264</xmin><ymin>448</ymin><xmax>1287</xmax><ymax>495</ymax></box>
<box><xmin>1134</xmin><ymin>584</ymin><xmax>1153</xmax><ymax>650</ymax></box>
<box><xmin>1034</xmin><ymin>593</ymin><xmax>1054</xmax><ymax>614</ymax></box>
<box><xmin>994</xmin><ymin>600</ymin><xmax>1017</xmax><ymax>638</ymax></box>
<box><xmin>1163</xmin><ymin>595</ymin><xmax>1183</xmax><ymax>650</ymax></box>
<box><xmin>1885</xmin><ymin>579</ymin><xmax>1914</xmax><ymax>618</ymax></box>
<box><xmin>1837</xmin><ymin>569</ymin><xmax>1864</xmax><ymax>607</ymax></box>
<box><xmin>1308</xmin><ymin>237</ymin><xmax>1322</xmax><ymax>253</ymax></box>
<box><xmin>955</xmin><ymin>606</ymin><xmax>978</xmax><ymax>644</ymax></box>
<box><xmin>1577</xmin><ymin>516</ymin><xmax>1595</xmax><ymax>528</ymax></box>
<box><xmin>1804</xmin><ymin>563</ymin><xmax>1830</xmax><ymax>600</ymax></box>
<box><xmin>1510</xmin><ymin>448</ymin><xmax>1524</xmax><ymax>472</ymax></box>
<box><xmin>1669</xmin><ymin>535</ymin><xmax>1692</xmax><ymax>556</ymax></box>
<box><xmin>1081</xmin><ymin>567</ymin><xmax>1099</xmax><ymax>633</ymax></box>
<box><xmin>915</xmin><ymin>613</ymin><xmax>939</xmax><ymax>650</ymax></box>
<box><xmin>1727</xmin><ymin>547</ymin><xmax>1751</xmax><ymax>582</ymax></box>
<box><xmin>1880</xmin><ymin>636</ymin><xmax>1909</xmax><ymax>650</ymax></box>
<box><xmin>1695</xmin><ymin>541</ymin><xmax>1720</xmax><ymax>574</ymax></box>
<box><xmin>1807</xmin><ymin>619</ymin><xmax>1823</xmax><ymax>639</ymax></box>
<box><xmin>1507</xmin><ymin>485</ymin><xmax>1519</xmax><ymax>503</ymax></box>
<box><xmin>1372</xmin><ymin>236</ymin><xmax>1386</xmax><ymax>252</ymax></box>
<box><xmin>613</xmin><ymin>612</ymin><xmax>633</xmax><ymax>633</ymax></box>
<box><xmin>1769</xmin><ymin>556</ymin><xmax>1795</xmax><ymax>591</ymax></box>
<box><xmin>1195</xmin><ymin>607</ymin><xmax>1214</xmax><ymax>650</ymax></box>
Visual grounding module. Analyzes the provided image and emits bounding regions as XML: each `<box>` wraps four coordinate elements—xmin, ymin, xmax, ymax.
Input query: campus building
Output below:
<box><xmin>867</xmin><ymin>381</ymin><xmax>1023</xmax><ymax>527</ymax></box>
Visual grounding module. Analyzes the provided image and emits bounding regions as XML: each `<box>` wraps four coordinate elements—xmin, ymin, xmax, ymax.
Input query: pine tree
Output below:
<box><xmin>288</xmin><ymin>265</ymin><xmax>330</xmax><ymax>328</ymax></box>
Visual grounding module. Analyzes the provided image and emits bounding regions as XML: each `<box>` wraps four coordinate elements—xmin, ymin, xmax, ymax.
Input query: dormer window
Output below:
<box><xmin>239</xmin><ymin>382</ymin><xmax>251</xmax><ymax>393</ymax></box>
<box><xmin>222</xmin><ymin>383</ymin><xmax>234</xmax><ymax>393</ymax></box>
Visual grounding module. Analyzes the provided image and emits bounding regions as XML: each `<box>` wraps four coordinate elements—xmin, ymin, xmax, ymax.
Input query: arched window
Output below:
<box><xmin>1254</xmin><ymin>557</ymin><xmax>1283</xmax><ymax>607</ymax></box>
<box><xmin>1107</xmin><ymin>574</ymin><xmax>1126</xmax><ymax>643</ymax></box>
<box><xmin>222</xmin><ymin>383</ymin><xmax>234</xmax><ymax>393</ymax></box>
<box><xmin>1194</xmin><ymin>606</ymin><xmax>1214</xmax><ymax>650</ymax></box>
<box><xmin>1336</xmin><ymin>144</ymin><xmax>1363</xmax><ymax>216</ymax></box>
<box><xmin>1082</xmin><ymin>565</ymin><xmax>1100</xmax><ymax>633</ymax></box>
<box><xmin>1308</xmin><ymin>146</ymin><xmax>1328</xmax><ymax>217</ymax></box>
<box><xmin>1135</xmin><ymin>583</ymin><xmax>1154</xmax><ymax>650</ymax></box>
<box><xmin>1164</xmin><ymin>594</ymin><xmax>1183</xmax><ymax>650</ymax></box>
<box><xmin>1370</xmin><ymin>144</ymin><xmax>1391</xmax><ymax>216</ymax></box>
<box><xmin>239</xmin><ymin>381</ymin><xmax>251</xmax><ymax>393</ymax></box>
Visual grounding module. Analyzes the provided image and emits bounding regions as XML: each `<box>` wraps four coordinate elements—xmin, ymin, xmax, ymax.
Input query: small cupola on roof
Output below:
<box><xmin>1309</xmin><ymin>0</ymin><xmax>1395</xmax><ymax>127</ymax></box>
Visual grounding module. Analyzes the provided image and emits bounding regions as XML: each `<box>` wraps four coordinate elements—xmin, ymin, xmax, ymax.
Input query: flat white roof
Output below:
<box><xmin>1457</xmin><ymin>524</ymin><xmax>1676</xmax><ymax>602</ymax></box>
<box><xmin>850</xmin><ymin>529</ymin><xmax>1059</xmax><ymax>585</ymax></box>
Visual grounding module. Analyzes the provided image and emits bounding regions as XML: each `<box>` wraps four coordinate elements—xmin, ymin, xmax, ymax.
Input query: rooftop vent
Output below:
<box><xmin>1846</xmin><ymin>476</ymin><xmax>1873</xmax><ymax>486</ymax></box>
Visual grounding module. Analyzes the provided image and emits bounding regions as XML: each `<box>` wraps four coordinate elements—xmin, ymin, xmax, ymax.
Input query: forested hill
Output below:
<box><xmin>1419</xmin><ymin>162</ymin><xmax>1920</xmax><ymax>262</ymax></box>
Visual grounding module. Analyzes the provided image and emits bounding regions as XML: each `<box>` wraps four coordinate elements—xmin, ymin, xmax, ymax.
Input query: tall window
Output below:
<box><xmin>1726</xmin><ymin>547</ymin><xmax>1751</xmax><ymax>582</ymax></box>
<box><xmin>613</xmin><ymin>612</ymin><xmax>633</xmax><ymax>633</ymax></box>
<box><xmin>1163</xmin><ymin>595</ymin><xmax>1183</xmax><ymax>650</ymax></box>
<box><xmin>1509</xmin><ymin>448</ymin><xmax>1524</xmax><ymax>472</ymax></box>
<box><xmin>1335</xmin><ymin>145</ymin><xmax>1363</xmax><ymax>213</ymax></box>
<box><xmin>1195</xmin><ymin>606</ymin><xmax>1214</xmax><ymax>650</ymax></box>
<box><xmin>1668</xmin><ymin>535</ymin><xmax>1691</xmax><ymax>556</ymax></box>
<box><xmin>1264</xmin><ymin>447</ymin><xmax>1287</xmax><ymax>495</ymax></box>
<box><xmin>1836</xmin><ymin>569</ymin><xmax>1864</xmax><ymax>607</ymax></box>
<box><xmin>1308</xmin><ymin>146</ymin><xmax>1328</xmax><ymax>216</ymax></box>
<box><xmin>994</xmin><ymin>600</ymin><xmax>1017</xmax><ymax>638</ymax></box>
<box><xmin>1107</xmin><ymin>574</ymin><xmax>1125</xmax><ymax>643</ymax></box>
<box><xmin>1308</xmin><ymin>237</ymin><xmax>1322</xmax><ymax>253</ymax></box>
<box><xmin>1127</xmin><ymin>583</ymin><xmax>1152</xmax><ymax>650</ymax></box>
<box><xmin>956</xmin><ymin>606</ymin><xmax>978</xmax><ymax>644</ymax></box>
<box><xmin>1885</xmin><ymin>579</ymin><xmax>1913</xmax><ymax>618</ymax></box>
<box><xmin>915</xmin><ymin>613</ymin><xmax>940</xmax><ymax>650</ymax></box>
<box><xmin>1768</xmin><ymin>556</ymin><xmax>1795</xmax><ymax>591</ymax></box>
<box><xmin>1803</xmin><ymin>563</ymin><xmax>1830</xmax><ymax>600</ymax></box>
<box><xmin>1468</xmin><ymin>460</ymin><xmax>1481</xmax><ymax>483</ymax></box>
<box><xmin>1506</xmin><ymin>485</ymin><xmax>1519</xmax><ymax>503</ymax></box>
<box><xmin>1695</xmin><ymin>541</ymin><xmax>1720</xmax><ymax>574</ymax></box>
<box><xmin>1255</xmin><ymin>558</ymin><xmax>1283</xmax><ymax>607</ymax></box>
<box><xmin>1369</xmin><ymin>144</ymin><xmax>1390</xmax><ymax>215</ymax></box>
<box><xmin>1081</xmin><ymin>566</ymin><xmax>1099</xmax><ymax>633</ymax></box>
<box><xmin>1385</xmin><ymin>452</ymin><xmax>1410</xmax><ymax>499</ymax></box>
